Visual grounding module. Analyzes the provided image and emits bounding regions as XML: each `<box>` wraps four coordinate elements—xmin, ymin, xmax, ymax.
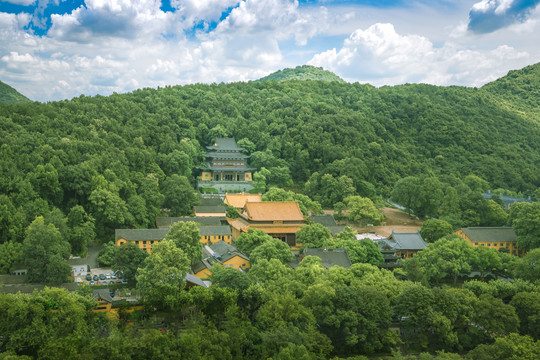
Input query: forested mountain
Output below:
<box><xmin>0</xmin><ymin>63</ymin><xmax>539</xmax><ymax>247</ymax></box>
<box><xmin>0</xmin><ymin>80</ymin><xmax>30</xmax><ymax>104</ymax></box>
<box><xmin>258</xmin><ymin>65</ymin><xmax>346</xmax><ymax>82</ymax></box>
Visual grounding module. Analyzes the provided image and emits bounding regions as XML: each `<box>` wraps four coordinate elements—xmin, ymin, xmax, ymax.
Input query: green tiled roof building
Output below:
<box><xmin>198</xmin><ymin>137</ymin><xmax>255</xmax><ymax>193</ymax></box>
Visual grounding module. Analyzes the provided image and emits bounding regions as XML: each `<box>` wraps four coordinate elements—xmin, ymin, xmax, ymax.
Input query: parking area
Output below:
<box><xmin>75</xmin><ymin>268</ymin><xmax>126</xmax><ymax>286</ymax></box>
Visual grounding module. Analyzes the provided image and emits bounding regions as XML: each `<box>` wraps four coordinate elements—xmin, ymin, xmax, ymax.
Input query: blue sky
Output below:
<box><xmin>1</xmin><ymin>0</ymin><xmax>539</xmax><ymax>101</ymax></box>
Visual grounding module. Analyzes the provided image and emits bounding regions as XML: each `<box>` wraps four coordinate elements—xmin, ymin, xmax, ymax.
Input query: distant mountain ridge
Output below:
<box><xmin>258</xmin><ymin>65</ymin><xmax>345</xmax><ymax>83</ymax></box>
<box><xmin>0</xmin><ymin>80</ymin><xmax>30</xmax><ymax>104</ymax></box>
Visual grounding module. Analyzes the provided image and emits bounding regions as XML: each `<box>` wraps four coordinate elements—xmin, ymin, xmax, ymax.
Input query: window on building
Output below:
<box><xmin>500</xmin><ymin>243</ymin><xmax>504</xmax><ymax>247</ymax></box>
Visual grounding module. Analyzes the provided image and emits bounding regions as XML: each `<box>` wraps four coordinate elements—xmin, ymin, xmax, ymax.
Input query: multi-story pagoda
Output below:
<box><xmin>198</xmin><ymin>137</ymin><xmax>255</xmax><ymax>193</ymax></box>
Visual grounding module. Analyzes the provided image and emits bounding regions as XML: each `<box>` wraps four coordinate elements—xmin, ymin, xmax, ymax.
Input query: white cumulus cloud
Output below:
<box><xmin>308</xmin><ymin>22</ymin><xmax>533</xmax><ymax>87</ymax></box>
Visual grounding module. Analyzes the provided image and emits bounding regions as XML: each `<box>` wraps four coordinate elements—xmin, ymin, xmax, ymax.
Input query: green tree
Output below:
<box><xmin>510</xmin><ymin>292</ymin><xmax>540</xmax><ymax>339</ymax></box>
<box><xmin>464</xmin><ymin>174</ymin><xmax>489</xmax><ymax>193</ymax></box>
<box><xmin>250</xmin><ymin>238</ymin><xmax>292</xmax><ymax>264</ymax></box>
<box><xmin>97</xmin><ymin>241</ymin><xmax>118</xmax><ymax>267</ymax></box>
<box><xmin>22</xmin><ymin>217</ymin><xmax>71</xmax><ymax>284</ymax></box>
<box><xmin>439</xmin><ymin>186</ymin><xmax>461</xmax><ymax>219</ymax></box>
<box><xmin>472</xmin><ymin>246</ymin><xmax>503</xmax><ymax>281</ymax></box>
<box><xmin>66</xmin><ymin>205</ymin><xmax>95</xmax><ymax>256</ymax></box>
<box><xmin>112</xmin><ymin>242</ymin><xmax>148</xmax><ymax>282</ymax></box>
<box><xmin>420</xmin><ymin>219</ymin><xmax>454</xmax><ymax>243</ymax></box>
<box><xmin>226</xmin><ymin>205</ymin><xmax>240</xmax><ymax>219</ymax></box>
<box><xmin>391</xmin><ymin>176</ymin><xmax>421</xmax><ymax>216</ymax></box>
<box><xmin>329</xmin><ymin>229</ymin><xmax>383</xmax><ymax>266</ymax></box>
<box><xmin>0</xmin><ymin>241</ymin><xmax>23</xmax><ymax>274</ymax></box>
<box><xmin>509</xmin><ymin>202</ymin><xmax>540</xmax><ymax>251</ymax></box>
<box><xmin>296</xmin><ymin>223</ymin><xmax>331</xmax><ymax>248</ymax></box>
<box><xmin>235</xmin><ymin>228</ymin><xmax>274</xmax><ymax>256</ymax></box>
<box><xmin>253</xmin><ymin>167</ymin><xmax>271</xmax><ymax>193</ymax></box>
<box><xmin>467</xmin><ymin>333</ymin><xmax>540</xmax><ymax>360</ymax></box>
<box><xmin>164</xmin><ymin>221</ymin><xmax>203</xmax><ymax>264</ymax></box>
<box><xmin>411</xmin><ymin>235</ymin><xmax>477</xmax><ymax>284</ymax></box>
<box><xmin>136</xmin><ymin>239</ymin><xmax>189</xmax><ymax>309</ymax></box>
<box><xmin>344</xmin><ymin>196</ymin><xmax>384</xmax><ymax>224</ymax></box>
<box><xmin>29</xmin><ymin>163</ymin><xmax>62</xmax><ymax>205</ymax></box>
<box><xmin>210</xmin><ymin>266</ymin><xmax>253</xmax><ymax>292</ymax></box>
<box><xmin>394</xmin><ymin>282</ymin><xmax>436</xmax><ymax>350</ymax></box>
<box><xmin>482</xmin><ymin>200</ymin><xmax>508</xmax><ymax>226</ymax></box>
<box><xmin>472</xmin><ymin>294</ymin><xmax>519</xmax><ymax>341</ymax></box>
<box><xmin>88</xmin><ymin>187</ymin><xmax>131</xmax><ymax>239</ymax></box>
<box><xmin>161</xmin><ymin>174</ymin><xmax>199</xmax><ymax>216</ymax></box>
<box><xmin>516</xmin><ymin>248</ymin><xmax>540</xmax><ymax>281</ymax></box>
<box><xmin>237</xmin><ymin>138</ymin><xmax>256</xmax><ymax>154</ymax></box>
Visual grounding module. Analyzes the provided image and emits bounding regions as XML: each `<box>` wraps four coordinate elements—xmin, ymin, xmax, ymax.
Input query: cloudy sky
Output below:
<box><xmin>1</xmin><ymin>0</ymin><xmax>539</xmax><ymax>102</ymax></box>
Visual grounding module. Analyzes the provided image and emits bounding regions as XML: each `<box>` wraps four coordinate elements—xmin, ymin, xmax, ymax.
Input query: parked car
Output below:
<box><xmin>116</xmin><ymin>280</ymin><xmax>122</xmax><ymax>284</ymax></box>
<box><xmin>99</xmin><ymin>274</ymin><xmax>105</xmax><ymax>280</ymax></box>
<box><xmin>97</xmin><ymin>281</ymin><xmax>101</xmax><ymax>285</ymax></box>
<box><xmin>102</xmin><ymin>281</ymin><xmax>107</xmax><ymax>285</ymax></box>
<box><xmin>89</xmin><ymin>281</ymin><xmax>95</xmax><ymax>285</ymax></box>
<box><xmin>116</xmin><ymin>273</ymin><xmax>123</xmax><ymax>279</ymax></box>
<box><xmin>93</xmin><ymin>275</ymin><xmax>98</xmax><ymax>281</ymax></box>
<box><xmin>106</xmin><ymin>274</ymin><xmax>111</xmax><ymax>279</ymax></box>
<box><xmin>86</xmin><ymin>274</ymin><xmax>92</xmax><ymax>281</ymax></box>
<box><xmin>111</xmin><ymin>274</ymin><xmax>117</xmax><ymax>279</ymax></box>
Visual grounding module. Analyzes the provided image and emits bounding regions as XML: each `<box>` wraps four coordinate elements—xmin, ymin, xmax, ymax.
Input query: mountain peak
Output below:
<box><xmin>257</xmin><ymin>65</ymin><xmax>345</xmax><ymax>83</ymax></box>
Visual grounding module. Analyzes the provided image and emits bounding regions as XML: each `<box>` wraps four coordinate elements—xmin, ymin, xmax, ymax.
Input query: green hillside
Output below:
<box><xmin>0</xmin><ymin>63</ymin><xmax>539</xmax><ymax>245</ymax></box>
<box><xmin>0</xmin><ymin>80</ymin><xmax>30</xmax><ymax>104</ymax></box>
<box><xmin>258</xmin><ymin>65</ymin><xmax>345</xmax><ymax>82</ymax></box>
<box><xmin>481</xmin><ymin>63</ymin><xmax>540</xmax><ymax>121</ymax></box>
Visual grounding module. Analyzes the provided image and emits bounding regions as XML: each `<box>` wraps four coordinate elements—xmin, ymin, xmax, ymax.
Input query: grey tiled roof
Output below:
<box><xmin>200</xmin><ymin>198</ymin><xmax>224</xmax><ymax>206</ymax></box>
<box><xmin>184</xmin><ymin>273</ymin><xmax>209</xmax><ymax>287</ymax></box>
<box><xmin>461</xmin><ymin>227</ymin><xmax>517</xmax><ymax>243</ymax></box>
<box><xmin>156</xmin><ymin>216</ymin><xmax>225</xmax><ymax>228</ymax></box>
<box><xmin>309</xmin><ymin>214</ymin><xmax>338</xmax><ymax>227</ymax></box>
<box><xmin>389</xmin><ymin>231</ymin><xmax>427</xmax><ymax>251</ymax></box>
<box><xmin>199</xmin><ymin>226</ymin><xmax>232</xmax><ymax>236</ymax></box>
<box><xmin>194</xmin><ymin>205</ymin><xmax>227</xmax><ymax>214</ymax></box>
<box><xmin>308</xmin><ymin>215</ymin><xmax>345</xmax><ymax>235</ymax></box>
<box><xmin>300</xmin><ymin>248</ymin><xmax>352</xmax><ymax>269</ymax></box>
<box><xmin>115</xmin><ymin>228</ymin><xmax>169</xmax><ymax>241</ymax></box>
<box><xmin>209</xmin><ymin>241</ymin><xmax>249</xmax><ymax>263</ymax></box>
<box><xmin>191</xmin><ymin>258</ymin><xmax>216</xmax><ymax>274</ymax></box>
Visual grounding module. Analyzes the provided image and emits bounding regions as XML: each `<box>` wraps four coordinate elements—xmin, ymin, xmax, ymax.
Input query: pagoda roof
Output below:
<box><xmin>200</xmin><ymin>165</ymin><xmax>256</xmax><ymax>172</ymax></box>
<box><xmin>387</xmin><ymin>231</ymin><xmax>427</xmax><ymax>251</ymax></box>
<box><xmin>204</xmin><ymin>152</ymin><xmax>249</xmax><ymax>159</ymax></box>
<box><xmin>206</xmin><ymin>137</ymin><xmax>244</xmax><ymax>151</ymax></box>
